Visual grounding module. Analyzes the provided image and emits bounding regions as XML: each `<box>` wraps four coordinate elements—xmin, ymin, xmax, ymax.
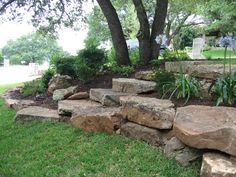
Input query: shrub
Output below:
<box><xmin>154</xmin><ymin>69</ymin><xmax>175</xmax><ymax>94</ymax></box>
<box><xmin>111</xmin><ymin>65</ymin><xmax>135</xmax><ymax>76</ymax></box>
<box><xmin>78</xmin><ymin>46</ymin><xmax>106</xmax><ymax>69</ymax></box>
<box><xmin>129</xmin><ymin>47</ymin><xmax>139</xmax><ymax>65</ymax></box>
<box><xmin>75</xmin><ymin>63</ymin><xmax>96</xmax><ymax>83</ymax></box>
<box><xmin>22</xmin><ymin>79</ymin><xmax>45</xmax><ymax>97</ymax></box>
<box><xmin>41</xmin><ymin>69</ymin><xmax>55</xmax><ymax>89</ymax></box>
<box><xmin>53</xmin><ymin>56</ymin><xmax>77</xmax><ymax>78</ymax></box>
<box><xmin>209</xmin><ymin>73</ymin><xmax>236</xmax><ymax>106</ymax></box>
<box><xmin>149</xmin><ymin>59</ymin><xmax>162</xmax><ymax>66</ymax></box>
<box><xmin>161</xmin><ymin>49</ymin><xmax>190</xmax><ymax>60</ymax></box>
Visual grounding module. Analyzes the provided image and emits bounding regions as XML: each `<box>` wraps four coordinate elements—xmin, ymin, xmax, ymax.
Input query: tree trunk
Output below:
<box><xmin>151</xmin><ymin>0</ymin><xmax>169</xmax><ymax>59</ymax></box>
<box><xmin>133</xmin><ymin>0</ymin><xmax>152</xmax><ymax>65</ymax></box>
<box><xmin>97</xmin><ymin>0</ymin><xmax>130</xmax><ymax>65</ymax></box>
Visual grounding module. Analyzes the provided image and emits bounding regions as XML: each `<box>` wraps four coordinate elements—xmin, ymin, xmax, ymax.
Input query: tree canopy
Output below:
<box><xmin>2</xmin><ymin>33</ymin><xmax>66</xmax><ymax>64</ymax></box>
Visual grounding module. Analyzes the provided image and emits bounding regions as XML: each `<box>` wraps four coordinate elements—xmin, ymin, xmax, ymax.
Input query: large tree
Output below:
<box><xmin>133</xmin><ymin>0</ymin><xmax>168</xmax><ymax>64</ymax></box>
<box><xmin>2</xmin><ymin>33</ymin><xmax>66</xmax><ymax>64</ymax></box>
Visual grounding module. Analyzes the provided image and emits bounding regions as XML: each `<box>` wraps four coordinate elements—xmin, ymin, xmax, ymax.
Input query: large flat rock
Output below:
<box><xmin>165</xmin><ymin>61</ymin><xmax>236</xmax><ymax>80</ymax></box>
<box><xmin>120</xmin><ymin>96</ymin><xmax>175</xmax><ymax>129</ymax></box>
<box><xmin>200</xmin><ymin>153</ymin><xmax>236</xmax><ymax>177</ymax></box>
<box><xmin>134</xmin><ymin>70</ymin><xmax>155</xmax><ymax>81</ymax></box>
<box><xmin>90</xmin><ymin>88</ymin><xmax>133</xmax><ymax>106</ymax></box>
<box><xmin>174</xmin><ymin>105</ymin><xmax>236</xmax><ymax>156</ymax></box>
<box><xmin>112</xmin><ymin>78</ymin><xmax>156</xmax><ymax>93</ymax></box>
<box><xmin>15</xmin><ymin>106</ymin><xmax>60</xmax><ymax>121</ymax></box>
<box><xmin>53</xmin><ymin>86</ymin><xmax>78</xmax><ymax>101</ymax></box>
<box><xmin>58</xmin><ymin>100</ymin><xmax>102</xmax><ymax>116</ymax></box>
<box><xmin>70</xmin><ymin>107</ymin><xmax>122</xmax><ymax>133</ymax></box>
<box><xmin>120</xmin><ymin>122</ymin><xmax>173</xmax><ymax>146</ymax></box>
<box><xmin>5</xmin><ymin>99</ymin><xmax>35</xmax><ymax>110</ymax></box>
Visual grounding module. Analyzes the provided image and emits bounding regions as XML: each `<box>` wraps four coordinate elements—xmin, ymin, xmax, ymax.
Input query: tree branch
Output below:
<box><xmin>0</xmin><ymin>0</ymin><xmax>16</xmax><ymax>13</ymax></box>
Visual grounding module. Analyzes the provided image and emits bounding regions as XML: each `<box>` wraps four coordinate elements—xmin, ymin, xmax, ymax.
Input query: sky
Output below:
<box><xmin>0</xmin><ymin>2</ymin><xmax>95</xmax><ymax>55</ymax></box>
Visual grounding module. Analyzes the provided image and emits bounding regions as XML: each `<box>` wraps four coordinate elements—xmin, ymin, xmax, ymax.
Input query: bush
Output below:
<box><xmin>75</xmin><ymin>63</ymin><xmax>96</xmax><ymax>83</ymax></box>
<box><xmin>53</xmin><ymin>56</ymin><xmax>77</xmax><ymax>78</ymax></box>
<box><xmin>22</xmin><ymin>79</ymin><xmax>45</xmax><ymax>97</ymax></box>
<box><xmin>209</xmin><ymin>73</ymin><xmax>236</xmax><ymax>106</ymax></box>
<box><xmin>149</xmin><ymin>59</ymin><xmax>162</xmax><ymax>66</ymax></box>
<box><xmin>161</xmin><ymin>49</ymin><xmax>190</xmax><ymax>60</ymax></box>
<box><xmin>41</xmin><ymin>69</ymin><xmax>55</xmax><ymax>89</ymax></box>
<box><xmin>129</xmin><ymin>47</ymin><xmax>139</xmax><ymax>65</ymax></box>
<box><xmin>111</xmin><ymin>65</ymin><xmax>135</xmax><ymax>76</ymax></box>
<box><xmin>154</xmin><ymin>69</ymin><xmax>175</xmax><ymax>94</ymax></box>
<box><xmin>78</xmin><ymin>46</ymin><xmax>106</xmax><ymax>69</ymax></box>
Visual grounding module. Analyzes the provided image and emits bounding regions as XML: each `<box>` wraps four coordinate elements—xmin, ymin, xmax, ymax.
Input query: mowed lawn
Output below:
<box><xmin>0</xmin><ymin>85</ymin><xmax>200</xmax><ymax>177</ymax></box>
<box><xmin>202</xmin><ymin>49</ymin><xmax>236</xmax><ymax>58</ymax></box>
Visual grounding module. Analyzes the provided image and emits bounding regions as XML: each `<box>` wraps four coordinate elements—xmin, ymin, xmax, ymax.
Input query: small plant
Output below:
<box><xmin>161</xmin><ymin>67</ymin><xmax>201</xmax><ymax>104</ymax></box>
<box><xmin>111</xmin><ymin>65</ymin><xmax>135</xmax><ymax>76</ymax></box>
<box><xmin>41</xmin><ymin>68</ymin><xmax>55</xmax><ymax>88</ymax></box>
<box><xmin>22</xmin><ymin>79</ymin><xmax>45</xmax><ymax>97</ymax></box>
<box><xmin>209</xmin><ymin>73</ymin><xmax>236</xmax><ymax>106</ymax></box>
<box><xmin>154</xmin><ymin>69</ymin><xmax>175</xmax><ymax>95</ymax></box>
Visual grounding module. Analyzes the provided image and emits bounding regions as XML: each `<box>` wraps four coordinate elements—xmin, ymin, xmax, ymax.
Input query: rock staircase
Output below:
<box><xmin>7</xmin><ymin>76</ymin><xmax>236</xmax><ymax>176</ymax></box>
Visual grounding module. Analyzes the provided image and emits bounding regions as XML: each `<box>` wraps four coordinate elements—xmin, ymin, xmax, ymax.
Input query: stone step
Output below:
<box><xmin>200</xmin><ymin>153</ymin><xmax>236</xmax><ymax>177</ymax></box>
<box><xmin>5</xmin><ymin>99</ymin><xmax>35</xmax><ymax>110</ymax></box>
<box><xmin>15</xmin><ymin>106</ymin><xmax>61</xmax><ymax>121</ymax></box>
<box><xmin>174</xmin><ymin>105</ymin><xmax>236</xmax><ymax>156</ymax></box>
<box><xmin>112</xmin><ymin>78</ymin><xmax>156</xmax><ymax>93</ymax></box>
<box><xmin>58</xmin><ymin>100</ymin><xmax>102</xmax><ymax>116</ymax></box>
<box><xmin>120</xmin><ymin>96</ymin><xmax>175</xmax><ymax>129</ymax></box>
<box><xmin>90</xmin><ymin>88</ymin><xmax>134</xmax><ymax>106</ymax></box>
<box><xmin>120</xmin><ymin>122</ymin><xmax>173</xmax><ymax>146</ymax></box>
<box><xmin>70</xmin><ymin>107</ymin><xmax>123</xmax><ymax>133</ymax></box>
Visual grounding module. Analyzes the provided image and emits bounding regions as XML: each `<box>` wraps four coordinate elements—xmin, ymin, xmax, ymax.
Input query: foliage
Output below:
<box><xmin>154</xmin><ymin>69</ymin><xmax>176</xmax><ymax>94</ymax></box>
<box><xmin>160</xmin><ymin>67</ymin><xmax>201</xmax><ymax>104</ymax></box>
<box><xmin>173</xmin><ymin>27</ymin><xmax>197</xmax><ymax>50</ymax></box>
<box><xmin>53</xmin><ymin>56</ymin><xmax>77</xmax><ymax>78</ymax></box>
<box><xmin>84</xmin><ymin>2</ymin><xmax>139</xmax><ymax>47</ymax></box>
<box><xmin>0</xmin><ymin>50</ymin><xmax>3</xmax><ymax>64</ymax></box>
<box><xmin>22</xmin><ymin>79</ymin><xmax>45</xmax><ymax>97</ymax></box>
<box><xmin>129</xmin><ymin>47</ymin><xmax>140</xmax><ymax>65</ymax></box>
<box><xmin>209</xmin><ymin>73</ymin><xmax>236</xmax><ymax>106</ymax></box>
<box><xmin>149</xmin><ymin>59</ymin><xmax>162</xmax><ymax>66</ymax></box>
<box><xmin>75</xmin><ymin>63</ymin><xmax>96</xmax><ymax>83</ymax></box>
<box><xmin>2</xmin><ymin>33</ymin><xmax>65</xmax><ymax>65</ymax></box>
<box><xmin>198</xmin><ymin>0</ymin><xmax>236</xmax><ymax>35</ymax></box>
<box><xmin>77</xmin><ymin>46</ymin><xmax>106</xmax><ymax>69</ymax></box>
<box><xmin>41</xmin><ymin>69</ymin><xmax>55</xmax><ymax>89</ymax></box>
<box><xmin>111</xmin><ymin>65</ymin><xmax>135</xmax><ymax>76</ymax></box>
<box><xmin>161</xmin><ymin>49</ymin><xmax>190</xmax><ymax>60</ymax></box>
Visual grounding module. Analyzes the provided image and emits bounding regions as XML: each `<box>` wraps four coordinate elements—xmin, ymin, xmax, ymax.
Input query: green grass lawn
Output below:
<box><xmin>0</xmin><ymin>84</ymin><xmax>200</xmax><ymax>177</ymax></box>
<box><xmin>202</xmin><ymin>49</ymin><xmax>236</xmax><ymax>58</ymax></box>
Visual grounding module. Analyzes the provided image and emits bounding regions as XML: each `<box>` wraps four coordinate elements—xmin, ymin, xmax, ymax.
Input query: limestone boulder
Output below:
<box><xmin>174</xmin><ymin>105</ymin><xmax>236</xmax><ymax>156</ymax></box>
<box><xmin>48</xmin><ymin>75</ymin><xmax>72</xmax><ymax>93</ymax></box>
<box><xmin>120</xmin><ymin>122</ymin><xmax>173</xmax><ymax>146</ymax></box>
<box><xmin>112</xmin><ymin>78</ymin><xmax>156</xmax><ymax>93</ymax></box>
<box><xmin>164</xmin><ymin>137</ymin><xmax>202</xmax><ymax>166</ymax></box>
<box><xmin>5</xmin><ymin>99</ymin><xmax>35</xmax><ymax>110</ymax></box>
<box><xmin>120</xmin><ymin>96</ymin><xmax>175</xmax><ymax>129</ymax></box>
<box><xmin>15</xmin><ymin>106</ymin><xmax>60</xmax><ymax>121</ymax></box>
<box><xmin>53</xmin><ymin>86</ymin><xmax>78</xmax><ymax>101</ymax></box>
<box><xmin>200</xmin><ymin>153</ymin><xmax>236</xmax><ymax>177</ymax></box>
<box><xmin>90</xmin><ymin>88</ymin><xmax>134</xmax><ymax>106</ymax></box>
<box><xmin>67</xmin><ymin>92</ymin><xmax>89</xmax><ymax>100</ymax></box>
<box><xmin>135</xmin><ymin>70</ymin><xmax>155</xmax><ymax>81</ymax></box>
<box><xmin>70</xmin><ymin>107</ymin><xmax>123</xmax><ymax>133</ymax></box>
<box><xmin>58</xmin><ymin>100</ymin><xmax>102</xmax><ymax>116</ymax></box>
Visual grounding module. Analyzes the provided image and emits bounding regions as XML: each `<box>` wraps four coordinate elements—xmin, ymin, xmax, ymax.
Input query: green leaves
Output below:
<box><xmin>2</xmin><ymin>33</ymin><xmax>66</xmax><ymax>65</ymax></box>
<box><xmin>209</xmin><ymin>73</ymin><xmax>236</xmax><ymax>106</ymax></box>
